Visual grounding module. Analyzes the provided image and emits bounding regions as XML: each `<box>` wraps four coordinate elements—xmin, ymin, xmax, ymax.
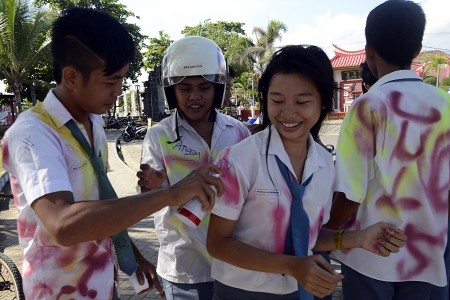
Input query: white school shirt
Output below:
<box><xmin>2</xmin><ymin>90</ymin><xmax>115</xmax><ymax>299</ymax></box>
<box><xmin>334</xmin><ymin>70</ymin><xmax>450</xmax><ymax>286</ymax></box>
<box><xmin>141</xmin><ymin>110</ymin><xmax>251</xmax><ymax>283</ymax></box>
<box><xmin>211</xmin><ymin>125</ymin><xmax>335</xmax><ymax>294</ymax></box>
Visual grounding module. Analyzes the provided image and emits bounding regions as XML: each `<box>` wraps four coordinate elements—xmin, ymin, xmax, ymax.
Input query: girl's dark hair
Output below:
<box><xmin>51</xmin><ymin>7</ymin><xmax>136</xmax><ymax>83</ymax></box>
<box><xmin>256</xmin><ymin>45</ymin><xmax>335</xmax><ymax>139</ymax></box>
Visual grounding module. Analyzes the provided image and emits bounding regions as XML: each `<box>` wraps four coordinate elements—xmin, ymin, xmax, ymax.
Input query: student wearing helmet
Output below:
<box><xmin>138</xmin><ymin>36</ymin><xmax>251</xmax><ymax>299</ymax></box>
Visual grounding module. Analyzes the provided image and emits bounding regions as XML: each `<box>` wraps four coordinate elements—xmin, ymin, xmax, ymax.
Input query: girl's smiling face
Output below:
<box><xmin>267</xmin><ymin>73</ymin><xmax>322</xmax><ymax>145</ymax></box>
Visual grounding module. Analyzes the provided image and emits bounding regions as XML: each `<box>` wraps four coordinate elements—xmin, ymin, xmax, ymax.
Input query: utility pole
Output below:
<box><xmin>135</xmin><ymin>84</ymin><xmax>141</xmax><ymax>118</ymax></box>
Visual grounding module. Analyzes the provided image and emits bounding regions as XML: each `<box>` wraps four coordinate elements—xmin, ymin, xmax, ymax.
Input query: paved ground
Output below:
<box><xmin>0</xmin><ymin>120</ymin><xmax>343</xmax><ymax>299</ymax></box>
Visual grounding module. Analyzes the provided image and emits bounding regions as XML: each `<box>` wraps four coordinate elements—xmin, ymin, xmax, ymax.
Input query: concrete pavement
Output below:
<box><xmin>0</xmin><ymin>120</ymin><xmax>343</xmax><ymax>299</ymax></box>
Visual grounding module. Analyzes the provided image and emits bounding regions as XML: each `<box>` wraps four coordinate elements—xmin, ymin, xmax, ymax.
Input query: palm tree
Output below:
<box><xmin>421</xmin><ymin>53</ymin><xmax>449</xmax><ymax>87</ymax></box>
<box><xmin>0</xmin><ymin>0</ymin><xmax>54</xmax><ymax>113</ymax></box>
<box><xmin>241</xmin><ymin>20</ymin><xmax>287</xmax><ymax>73</ymax></box>
<box><xmin>239</xmin><ymin>20</ymin><xmax>286</xmax><ymax>105</ymax></box>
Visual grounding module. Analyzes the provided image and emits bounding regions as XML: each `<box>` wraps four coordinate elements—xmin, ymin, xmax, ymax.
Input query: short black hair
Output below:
<box><xmin>51</xmin><ymin>7</ymin><xmax>136</xmax><ymax>83</ymax></box>
<box><xmin>257</xmin><ymin>45</ymin><xmax>335</xmax><ymax>139</ymax></box>
<box><xmin>228</xmin><ymin>65</ymin><xmax>236</xmax><ymax>78</ymax></box>
<box><xmin>359</xmin><ymin>61</ymin><xmax>377</xmax><ymax>93</ymax></box>
<box><xmin>365</xmin><ymin>0</ymin><xmax>425</xmax><ymax>68</ymax></box>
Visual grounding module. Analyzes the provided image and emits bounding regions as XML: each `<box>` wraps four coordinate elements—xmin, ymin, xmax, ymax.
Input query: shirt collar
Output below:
<box><xmin>42</xmin><ymin>90</ymin><xmax>74</xmax><ymax>128</ymax></box>
<box><xmin>42</xmin><ymin>89</ymin><xmax>98</xmax><ymax>128</ymax></box>
<box><xmin>169</xmin><ymin>109</ymin><xmax>235</xmax><ymax>133</ymax></box>
<box><xmin>371</xmin><ymin>70</ymin><xmax>421</xmax><ymax>90</ymax></box>
<box><xmin>263</xmin><ymin>125</ymin><xmax>331</xmax><ymax>182</ymax></box>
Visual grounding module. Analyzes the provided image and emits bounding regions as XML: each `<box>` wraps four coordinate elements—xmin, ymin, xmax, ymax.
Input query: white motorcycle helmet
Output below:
<box><xmin>161</xmin><ymin>36</ymin><xmax>227</xmax><ymax>118</ymax></box>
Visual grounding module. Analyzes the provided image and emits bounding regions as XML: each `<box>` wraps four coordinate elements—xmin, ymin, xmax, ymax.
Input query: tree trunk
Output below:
<box><xmin>436</xmin><ymin>69</ymin><xmax>440</xmax><ymax>87</ymax></box>
<box><xmin>14</xmin><ymin>85</ymin><xmax>22</xmax><ymax>114</ymax></box>
<box><xmin>31</xmin><ymin>80</ymin><xmax>37</xmax><ymax>106</ymax></box>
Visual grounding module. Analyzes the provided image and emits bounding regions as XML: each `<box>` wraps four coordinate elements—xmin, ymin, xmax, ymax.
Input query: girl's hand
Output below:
<box><xmin>288</xmin><ymin>255</ymin><xmax>343</xmax><ymax>298</ymax></box>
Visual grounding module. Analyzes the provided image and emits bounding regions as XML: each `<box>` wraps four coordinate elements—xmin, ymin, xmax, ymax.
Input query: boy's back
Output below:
<box><xmin>334</xmin><ymin>68</ymin><xmax>450</xmax><ymax>286</ymax></box>
<box><xmin>327</xmin><ymin>2</ymin><xmax>450</xmax><ymax>298</ymax></box>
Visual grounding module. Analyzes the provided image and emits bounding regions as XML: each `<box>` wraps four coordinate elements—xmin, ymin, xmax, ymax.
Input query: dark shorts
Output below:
<box><xmin>430</xmin><ymin>218</ymin><xmax>450</xmax><ymax>300</ymax></box>
<box><xmin>213</xmin><ymin>280</ymin><xmax>297</xmax><ymax>300</ymax></box>
<box><xmin>341</xmin><ymin>264</ymin><xmax>433</xmax><ymax>300</ymax></box>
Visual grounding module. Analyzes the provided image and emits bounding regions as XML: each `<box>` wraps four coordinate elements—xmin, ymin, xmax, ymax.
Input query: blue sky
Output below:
<box><xmin>120</xmin><ymin>0</ymin><xmax>450</xmax><ymax>58</ymax></box>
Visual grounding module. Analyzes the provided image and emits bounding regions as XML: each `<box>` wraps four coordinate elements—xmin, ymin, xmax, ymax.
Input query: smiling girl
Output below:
<box><xmin>207</xmin><ymin>45</ymin><xmax>406</xmax><ymax>300</ymax></box>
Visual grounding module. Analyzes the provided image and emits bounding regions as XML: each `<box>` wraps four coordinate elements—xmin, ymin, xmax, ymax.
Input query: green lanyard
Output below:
<box><xmin>65</xmin><ymin>119</ymin><xmax>137</xmax><ymax>276</ymax></box>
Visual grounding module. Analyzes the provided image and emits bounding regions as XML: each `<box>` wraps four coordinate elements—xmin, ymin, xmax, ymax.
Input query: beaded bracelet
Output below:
<box><xmin>335</xmin><ymin>229</ymin><xmax>345</xmax><ymax>250</ymax></box>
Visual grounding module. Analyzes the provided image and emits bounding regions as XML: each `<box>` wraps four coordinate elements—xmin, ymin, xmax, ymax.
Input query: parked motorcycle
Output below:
<box><xmin>104</xmin><ymin>115</ymin><xmax>129</xmax><ymax>129</ymax></box>
<box><xmin>122</xmin><ymin>120</ymin><xmax>147</xmax><ymax>142</ymax></box>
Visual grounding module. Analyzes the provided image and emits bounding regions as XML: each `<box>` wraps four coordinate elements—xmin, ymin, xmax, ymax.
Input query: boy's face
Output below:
<box><xmin>70</xmin><ymin>64</ymin><xmax>128</xmax><ymax>117</ymax></box>
<box><xmin>173</xmin><ymin>76</ymin><xmax>215</xmax><ymax>122</ymax></box>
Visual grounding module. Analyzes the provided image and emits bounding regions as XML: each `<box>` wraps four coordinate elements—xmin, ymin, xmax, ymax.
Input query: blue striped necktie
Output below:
<box><xmin>276</xmin><ymin>156</ymin><xmax>314</xmax><ymax>300</ymax></box>
<box><xmin>65</xmin><ymin>119</ymin><xmax>137</xmax><ymax>276</ymax></box>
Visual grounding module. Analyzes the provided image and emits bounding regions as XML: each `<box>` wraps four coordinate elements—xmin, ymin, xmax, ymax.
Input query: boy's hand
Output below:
<box><xmin>137</xmin><ymin>164</ymin><xmax>166</xmax><ymax>192</ymax></box>
<box><xmin>135</xmin><ymin>258</ymin><xmax>165</xmax><ymax>297</ymax></box>
<box><xmin>168</xmin><ymin>163</ymin><xmax>223</xmax><ymax>210</ymax></box>
<box><xmin>359</xmin><ymin>222</ymin><xmax>406</xmax><ymax>256</ymax></box>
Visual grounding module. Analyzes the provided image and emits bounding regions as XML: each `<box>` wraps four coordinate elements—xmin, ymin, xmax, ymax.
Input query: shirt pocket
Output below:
<box><xmin>67</xmin><ymin>158</ymin><xmax>98</xmax><ymax>200</ymax></box>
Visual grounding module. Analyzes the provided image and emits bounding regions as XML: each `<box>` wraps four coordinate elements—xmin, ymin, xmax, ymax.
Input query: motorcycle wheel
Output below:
<box><xmin>122</xmin><ymin>132</ymin><xmax>133</xmax><ymax>142</ymax></box>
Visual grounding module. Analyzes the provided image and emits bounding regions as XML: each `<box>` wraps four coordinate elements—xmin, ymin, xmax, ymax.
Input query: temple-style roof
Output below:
<box><xmin>330</xmin><ymin>44</ymin><xmax>366</xmax><ymax>69</ymax></box>
<box><xmin>330</xmin><ymin>45</ymin><xmax>450</xmax><ymax>79</ymax></box>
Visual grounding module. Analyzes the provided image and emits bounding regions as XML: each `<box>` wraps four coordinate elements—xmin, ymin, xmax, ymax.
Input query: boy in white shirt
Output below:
<box><xmin>2</xmin><ymin>9</ymin><xmax>221</xmax><ymax>299</ymax></box>
<box><xmin>325</xmin><ymin>1</ymin><xmax>450</xmax><ymax>299</ymax></box>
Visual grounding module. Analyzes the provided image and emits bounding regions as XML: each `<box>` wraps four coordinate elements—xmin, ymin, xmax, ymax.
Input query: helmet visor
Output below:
<box><xmin>163</xmin><ymin>73</ymin><xmax>226</xmax><ymax>87</ymax></box>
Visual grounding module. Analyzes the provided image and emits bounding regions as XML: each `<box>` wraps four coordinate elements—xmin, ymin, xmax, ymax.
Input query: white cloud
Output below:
<box><xmin>280</xmin><ymin>0</ymin><xmax>450</xmax><ymax>57</ymax></box>
<box><xmin>421</xmin><ymin>0</ymin><xmax>450</xmax><ymax>52</ymax></box>
<box><xmin>281</xmin><ymin>11</ymin><xmax>367</xmax><ymax>58</ymax></box>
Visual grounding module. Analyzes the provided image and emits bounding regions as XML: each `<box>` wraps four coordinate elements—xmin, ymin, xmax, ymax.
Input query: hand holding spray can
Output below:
<box><xmin>176</xmin><ymin>173</ymin><xmax>220</xmax><ymax>227</ymax></box>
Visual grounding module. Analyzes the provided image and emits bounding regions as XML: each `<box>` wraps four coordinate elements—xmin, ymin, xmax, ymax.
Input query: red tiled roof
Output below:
<box><xmin>329</xmin><ymin>46</ymin><xmax>449</xmax><ymax>78</ymax></box>
<box><xmin>330</xmin><ymin>44</ymin><xmax>366</xmax><ymax>69</ymax></box>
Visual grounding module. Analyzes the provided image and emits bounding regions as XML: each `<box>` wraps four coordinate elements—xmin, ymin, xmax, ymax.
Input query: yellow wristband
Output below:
<box><xmin>335</xmin><ymin>229</ymin><xmax>345</xmax><ymax>250</ymax></box>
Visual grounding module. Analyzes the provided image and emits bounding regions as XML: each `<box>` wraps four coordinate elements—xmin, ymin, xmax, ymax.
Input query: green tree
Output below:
<box><xmin>181</xmin><ymin>19</ymin><xmax>253</xmax><ymax>75</ymax></box>
<box><xmin>181</xmin><ymin>19</ymin><xmax>255</xmax><ymax>105</ymax></box>
<box><xmin>232</xmin><ymin>71</ymin><xmax>257</xmax><ymax>105</ymax></box>
<box><xmin>35</xmin><ymin>0</ymin><xmax>147</xmax><ymax>84</ymax></box>
<box><xmin>242</xmin><ymin>20</ymin><xmax>287</xmax><ymax>74</ymax></box>
<box><xmin>441</xmin><ymin>77</ymin><xmax>450</xmax><ymax>86</ymax></box>
<box><xmin>143</xmin><ymin>30</ymin><xmax>173</xmax><ymax>72</ymax></box>
<box><xmin>440</xmin><ymin>77</ymin><xmax>450</xmax><ymax>92</ymax></box>
<box><xmin>0</xmin><ymin>0</ymin><xmax>54</xmax><ymax>112</ymax></box>
<box><xmin>421</xmin><ymin>53</ymin><xmax>449</xmax><ymax>87</ymax></box>
<box><xmin>423</xmin><ymin>76</ymin><xmax>437</xmax><ymax>86</ymax></box>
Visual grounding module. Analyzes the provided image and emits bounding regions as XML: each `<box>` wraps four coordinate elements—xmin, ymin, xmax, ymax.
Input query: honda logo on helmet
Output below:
<box><xmin>183</xmin><ymin>65</ymin><xmax>203</xmax><ymax>69</ymax></box>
